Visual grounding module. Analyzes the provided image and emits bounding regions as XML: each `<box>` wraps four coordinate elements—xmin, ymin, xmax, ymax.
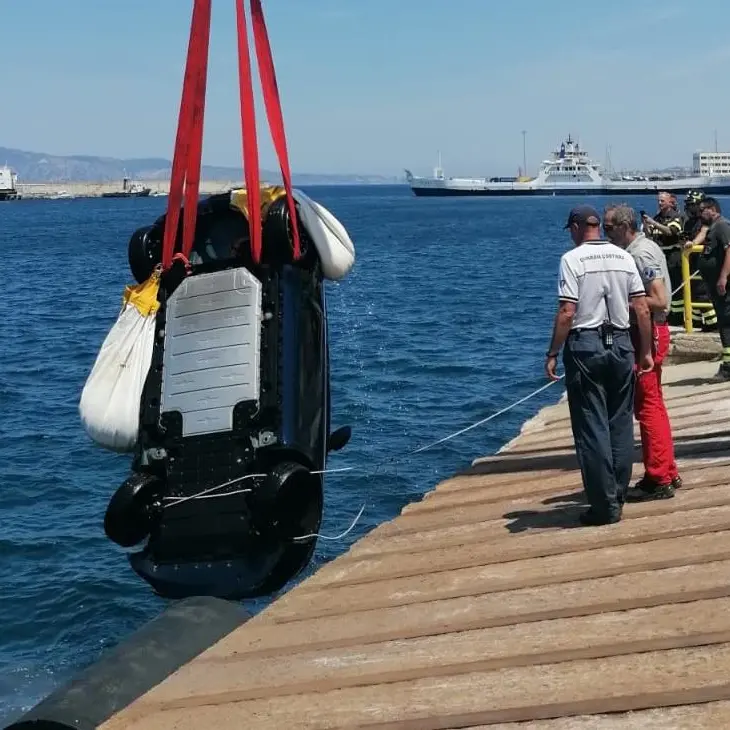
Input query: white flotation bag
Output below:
<box><xmin>79</xmin><ymin>272</ymin><xmax>160</xmax><ymax>452</ymax></box>
<box><xmin>292</xmin><ymin>188</ymin><xmax>355</xmax><ymax>280</ymax></box>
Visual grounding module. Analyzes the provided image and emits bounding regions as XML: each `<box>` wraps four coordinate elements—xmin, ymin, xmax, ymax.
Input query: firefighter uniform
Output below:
<box><xmin>682</xmin><ymin>191</ymin><xmax>717</xmax><ymax>330</ymax></box>
<box><xmin>697</xmin><ymin>202</ymin><xmax>730</xmax><ymax>378</ymax></box>
<box><xmin>644</xmin><ymin>204</ymin><xmax>684</xmax><ymax>325</ymax></box>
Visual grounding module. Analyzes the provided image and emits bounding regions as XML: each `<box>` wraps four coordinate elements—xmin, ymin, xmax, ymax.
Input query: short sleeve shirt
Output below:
<box><xmin>558</xmin><ymin>241</ymin><xmax>645</xmax><ymax>330</ymax></box>
<box><xmin>626</xmin><ymin>233</ymin><xmax>671</xmax><ymax>322</ymax></box>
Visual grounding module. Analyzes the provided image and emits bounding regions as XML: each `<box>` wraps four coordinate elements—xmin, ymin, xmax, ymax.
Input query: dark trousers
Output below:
<box><xmin>666</xmin><ymin>248</ymin><xmax>685</xmax><ymax>327</ymax></box>
<box><xmin>709</xmin><ymin>291</ymin><xmax>730</xmax><ymax>363</ymax></box>
<box><xmin>563</xmin><ymin>329</ymin><xmax>635</xmax><ymax>519</ymax></box>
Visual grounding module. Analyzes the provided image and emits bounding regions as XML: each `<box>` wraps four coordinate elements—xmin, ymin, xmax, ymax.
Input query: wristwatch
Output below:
<box><xmin>545</xmin><ymin>350</ymin><xmax>559</xmax><ymax>358</ymax></box>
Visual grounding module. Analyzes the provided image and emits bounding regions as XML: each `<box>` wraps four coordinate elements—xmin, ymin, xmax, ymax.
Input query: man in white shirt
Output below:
<box><xmin>545</xmin><ymin>205</ymin><xmax>654</xmax><ymax>526</ymax></box>
<box><xmin>603</xmin><ymin>203</ymin><xmax>680</xmax><ymax>502</ymax></box>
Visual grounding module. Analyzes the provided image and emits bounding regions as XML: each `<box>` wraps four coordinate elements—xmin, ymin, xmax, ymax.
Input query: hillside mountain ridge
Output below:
<box><xmin>0</xmin><ymin>146</ymin><xmax>399</xmax><ymax>185</ymax></box>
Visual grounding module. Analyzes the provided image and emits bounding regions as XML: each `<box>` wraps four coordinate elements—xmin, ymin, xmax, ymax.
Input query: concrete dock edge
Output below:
<box><xmin>4</xmin><ymin>597</ymin><xmax>250</xmax><ymax>730</ymax></box>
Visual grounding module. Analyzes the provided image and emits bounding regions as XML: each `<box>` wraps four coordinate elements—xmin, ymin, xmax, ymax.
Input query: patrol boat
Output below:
<box><xmin>0</xmin><ymin>165</ymin><xmax>21</xmax><ymax>200</ymax></box>
<box><xmin>405</xmin><ymin>135</ymin><xmax>730</xmax><ymax>197</ymax></box>
<box><xmin>101</xmin><ymin>176</ymin><xmax>152</xmax><ymax>198</ymax></box>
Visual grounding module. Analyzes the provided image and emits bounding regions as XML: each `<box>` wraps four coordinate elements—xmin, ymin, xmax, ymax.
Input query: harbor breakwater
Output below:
<box><xmin>15</xmin><ymin>180</ymin><xmax>240</xmax><ymax>199</ymax></box>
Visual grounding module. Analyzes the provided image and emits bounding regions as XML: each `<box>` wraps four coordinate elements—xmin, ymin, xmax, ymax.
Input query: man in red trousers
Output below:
<box><xmin>603</xmin><ymin>203</ymin><xmax>681</xmax><ymax>500</ymax></box>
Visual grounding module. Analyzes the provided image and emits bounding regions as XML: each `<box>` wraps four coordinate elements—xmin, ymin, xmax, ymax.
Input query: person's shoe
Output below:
<box><xmin>713</xmin><ymin>363</ymin><xmax>730</xmax><ymax>381</ymax></box>
<box><xmin>633</xmin><ymin>474</ymin><xmax>680</xmax><ymax>490</ymax></box>
<box><xmin>579</xmin><ymin>508</ymin><xmax>621</xmax><ymax>526</ymax></box>
<box><xmin>626</xmin><ymin>478</ymin><xmax>675</xmax><ymax>502</ymax></box>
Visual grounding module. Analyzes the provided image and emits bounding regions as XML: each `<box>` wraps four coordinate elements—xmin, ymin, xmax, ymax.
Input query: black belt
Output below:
<box><xmin>570</xmin><ymin>326</ymin><xmax>630</xmax><ymax>334</ymax></box>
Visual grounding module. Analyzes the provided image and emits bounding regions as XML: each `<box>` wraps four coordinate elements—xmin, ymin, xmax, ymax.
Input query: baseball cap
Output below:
<box><xmin>564</xmin><ymin>204</ymin><xmax>601</xmax><ymax>228</ymax></box>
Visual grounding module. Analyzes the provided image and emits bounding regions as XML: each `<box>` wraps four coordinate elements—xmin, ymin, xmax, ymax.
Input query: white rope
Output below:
<box><xmin>410</xmin><ymin>378</ymin><xmax>564</xmax><ymax>455</ymax></box>
<box><xmin>163</xmin><ymin>473</ymin><xmax>265</xmax><ymax>508</ymax></box>
<box><xmin>164</xmin><ymin>487</ymin><xmax>253</xmax><ymax>501</ymax></box>
<box><xmin>671</xmin><ymin>270</ymin><xmax>699</xmax><ymax>297</ymax></box>
<box><xmin>294</xmin><ymin>503</ymin><xmax>366</xmax><ymax>542</ymax></box>
<box><xmin>292</xmin><ymin>376</ymin><xmax>565</xmax><ymax>542</ymax></box>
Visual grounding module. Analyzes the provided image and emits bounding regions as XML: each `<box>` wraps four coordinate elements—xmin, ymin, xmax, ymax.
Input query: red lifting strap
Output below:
<box><xmin>250</xmin><ymin>0</ymin><xmax>301</xmax><ymax>261</ymax></box>
<box><xmin>235</xmin><ymin>0</ymin><xmax>262</xmax><ymax>264</ymax></box>
<box><xmin>161</xmin><ymin>0</ymin><xmax>211</xmax><ymax>270</ymax></box>
<box><xmin>161</xmin><ymin>0</ymin><xmax>300</xmax><ymax>271</ymax></box>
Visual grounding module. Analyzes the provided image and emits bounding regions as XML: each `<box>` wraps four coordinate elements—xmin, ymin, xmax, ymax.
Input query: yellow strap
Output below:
<box><xmin>122</xmin><ymin>270</ymin><xmax>161</xmax><ymax>317</ymax></box>
<box><xmin>230</xmin><ymin>184</ymin><xmax>287</xmax><ymax>221</ymax></box>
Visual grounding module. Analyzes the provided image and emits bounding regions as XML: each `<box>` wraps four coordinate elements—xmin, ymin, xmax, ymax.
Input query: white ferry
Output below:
<box><xmin>405</xmin><ymin>135</ymin><xmax>730</xmax><ymax>197</ymax></box>
<box><xmin>0</xmin><ymin>165</ymin><xmax>21</xmax><ymax>200</ymax></box>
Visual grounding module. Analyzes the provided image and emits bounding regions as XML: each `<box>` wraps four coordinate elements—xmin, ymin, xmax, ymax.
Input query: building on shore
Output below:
<box><xmin>693</xmin><ymin>151</ymin><xmax>730</xmax><ymax>176</ymax></box>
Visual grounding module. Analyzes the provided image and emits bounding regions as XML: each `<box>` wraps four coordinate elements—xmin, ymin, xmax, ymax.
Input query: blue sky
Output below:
<box><xmin>4</xmin><ymin>0</ymin><xmax>730</xmax><ymax>175</ymax></box>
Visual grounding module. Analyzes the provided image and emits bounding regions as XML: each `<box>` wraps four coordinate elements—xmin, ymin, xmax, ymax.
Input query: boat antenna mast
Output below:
<box><xmin>434</xmin><ymin>150</ymin><xmax>444</xmax><ymax>179</ymax></box>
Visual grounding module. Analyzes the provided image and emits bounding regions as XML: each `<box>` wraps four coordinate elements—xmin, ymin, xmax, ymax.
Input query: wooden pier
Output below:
<box><xmin>91</xmin><ymin>360</ymin><xmax>730</xmax><ymax>728</ymax></box>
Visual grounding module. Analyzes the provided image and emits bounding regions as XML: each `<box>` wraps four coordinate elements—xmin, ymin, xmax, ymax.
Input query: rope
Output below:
<box><xmin>163</xmin><ymin>473</ymin><xmax>265</xmax><ymax>508</ymax></box>
<box><xmin>292</xmin><ymin>376</ymin><xmax>565</xmax><ymax>542</ymax></box>
<box><xmin>292</xmin><ymin>269</ymin><xmax>704</xmax><ymax>543</ymax></box>
<box><xmin>671</xmin><ymin>271</ymin><xmax>699</xmax><ymax>297</ymax></box>
<box><xmin>160</xmin><ymin>377</ymin><xmax>565</xmax><ymax>544</ymax></box>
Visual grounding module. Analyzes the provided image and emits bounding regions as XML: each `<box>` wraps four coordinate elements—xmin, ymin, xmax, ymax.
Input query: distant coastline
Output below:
<box><xmin>0</xmin><ymin>145</ymin><xmax>401</xmax><ymax>186</ymax></box>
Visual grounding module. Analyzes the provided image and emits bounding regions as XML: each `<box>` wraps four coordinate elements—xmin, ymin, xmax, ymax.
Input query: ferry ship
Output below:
<box><xmin>405</xmin><ymin>136</ymin><xmax>730</xmax><ymax>197</ymax></box>
<box><xmin>0</xmin><ymin>165</ymin><xmax>21</xmax><ymax>200</ymax></box>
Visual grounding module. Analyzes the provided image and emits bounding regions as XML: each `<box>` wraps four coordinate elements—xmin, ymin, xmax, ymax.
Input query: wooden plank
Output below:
<box><xmin>435</xmin><ymin>467</ymin><xmax>568</xmax><ymax>493</ymax></box>
<box><xmin>405</xmin><ymin>469</ymin><xmax>585</xmax><ymax>507</ymax></box>
<box><xmin>469</xmin><ymin>433</ymin><xmax>730</xmax><ymax>474</ymax></box>
<box><xmin>409</xmin><ymin>460</ymin><xmax>730</xmax><ymax>514</ymax></box>
<box><xmin>513</xmin><ymin>399</ymin><xmax>730</xmax><ymax>446</ymax></box>
<box><xmin>101</xmin><ymin>645</ymin><xmax>730</xmax><ymax>730</ymax></box>
<box><xmin>208</xmin><ymin>559</ymin><xmax>730</xmax><ymax>660</ymax></box>
<box><xmin>484</xmin><ymin>700</ymin><xmax>730</xmax><ymax>729</ymax></box>
<box><xmin>381</xmin><ymin>475</ymin><xmax>730</xmax><ymax>537</ymax></box>
<box><xmin>272</xmin><ymin>530</ymin><xmax>730</xmax><ymax>621</ymax></box>
<box><xmin>440</xmin><ymin>454</ymin><xmax>730</xmax><ymax>499</ymax></box>
<box><xmin>134</xmin><ymin>599</ymin><xmax>730</xmax><ymax>706</ymax></box>
<box><xmin>514</xmin><ymin>382</ymin><xmax>729</xmax><ymax>433</ymax></box>
<box><xmin>317</xmin><ymin>507</ymin><xmax>730</xmax><ymax>585</ymax></box>
<box><xmin>509</xmin><ymin>407</ymin><xmax>730</xmax><ymax>451</ymax></box>
<box><xmin>509</xmin><ymin>412</ymin><xmax>730</xmax><ymax>454</ymax></box>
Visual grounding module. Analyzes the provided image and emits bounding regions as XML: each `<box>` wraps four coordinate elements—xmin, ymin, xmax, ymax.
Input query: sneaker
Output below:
<box><xmin>626</xmin><ymin>479</ymin><xmax>675</xmax><ymax>502</ymax></box>
<box><xmin>634</xmin><ymin>474</ymin><xmax>682</xmax><ymax>490</ymax></box>
<box><xmin>579</xmin><ymin>508</ymin><xmax>622</xmax><ymax>526</ymax></box>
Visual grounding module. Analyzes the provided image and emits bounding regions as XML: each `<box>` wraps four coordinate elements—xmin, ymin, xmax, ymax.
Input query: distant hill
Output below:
<box><xmin>0</xmin><ymin>146</ymin><xmax>401</xmax><ymax>185</ymax></box>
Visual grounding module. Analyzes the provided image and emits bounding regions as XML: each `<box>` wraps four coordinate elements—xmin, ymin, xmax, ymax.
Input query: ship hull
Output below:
<box><xmin>0</xmin><ymin>190</ymin><xmax>21</xmax><ymax>201</ymax></box>
<box><xmin>410</xmin><ymin>183</ymin><xmax>730</xmax><ymax>197</ymax></box>
<box><xmin>101</xmin><ymin>189</ymin><xmax>152</xmax><ymax>198</ymax></box>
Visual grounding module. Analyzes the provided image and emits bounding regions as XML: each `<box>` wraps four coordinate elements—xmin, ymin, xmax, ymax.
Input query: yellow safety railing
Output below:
<box><xmin>681</xmin><ymin>244</ymin><xmax>710</xmax><ymax>333</ymax></box>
